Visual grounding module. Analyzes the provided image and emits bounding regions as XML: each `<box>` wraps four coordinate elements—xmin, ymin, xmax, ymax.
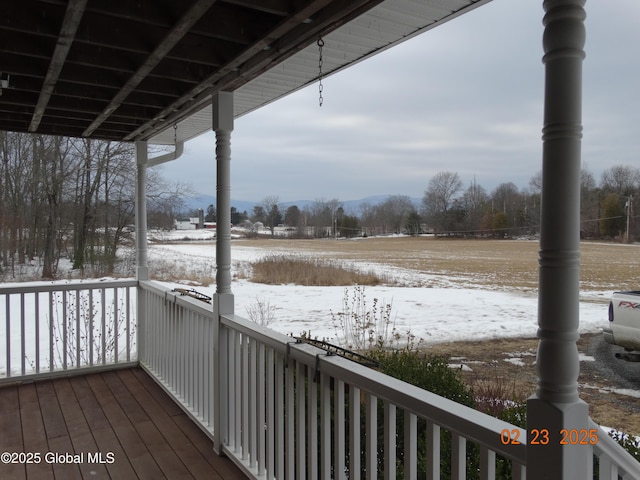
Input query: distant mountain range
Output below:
<box><xmin>185</xmin><ymin>194</ymin><xmax>421</xmax><ymax>214</ymax></box>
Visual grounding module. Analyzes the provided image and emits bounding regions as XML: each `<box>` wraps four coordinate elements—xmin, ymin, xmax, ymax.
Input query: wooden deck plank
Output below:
<box><xmin>35</xmin><ymin>380</ymin><xmax>83</xmax><ymax>480</ymax></box>
<box><xmin>132</xmin><ymin>369</ymin><xmax>248</xmax><ymax>480</ymax></box>
<box><xmin>35</xmin><ymin>381</ymin><xmax>68</xmax><ymax>440</ymax></box>
<box><xmin>103</xmin><ymin>370</ymin><xmax>193</xmax><ymax>478</ymax></box>
<box><xmin>46</xmin><ymin>435</ymin><xmax>83</xmax><ymax>480</ymax></box>
<box><xmin>90</xmin><ymin>424</ymin><xmax>140</xmax><ymax>479</ymax></box>
<box><xmin>85</xmin><ymin>373</ymin><xmax>166</xmax><ymax>480</ymax></box>
<box><xmin>0</xmin><ymin>454</ymin><xmax>27</xmax><ymax>480</ymax></box>
<box><xmin>102</xmin><ymin>370</ymin><xmax>150</xmax><ymax>424</ymax></box>
<box><xmin>68</xmin><ymin>375</ymin><xmax>111</xmax><ymax>431</ymax></box>
<box><xmin>119</xmin><ymin>368</ymin><xmax>232</xmax><ymax>479</ymax></box>
<box><xmin>131</xmin><ymin>367</ymin><xmax>183</xmax><ymax>416</ymax></box>
<box><xmin>173</xmin><ymin>413</ymin><xmax>249</xmax><ymax>480</ymax></box>
<box><xmin>53</xmin><ymin>379</ymin><xmax>111</xmax><ymax>479</ymax></box>
<box><xmin>0</xmin><ymin>368</ymin><xmax>248</xmax><ymax>480</ymax></box>
<box><xmin>18</xmin><ymin>384</ymin><xmax>54</xmax><ymax>480</ymax></box>
<box><xmin>136</xmin><ymin>419</ymin><xmax>194</xmax><ymax>478</ymax></box>
<box><xmin>0</xmin><ymin>385</ymin><xmax>27</xmax><ymax>480</ymax></box>
<box><xmin>0</xmin><ymin>385</ymin><xmax>23</xmax><ymax>448</ymax></box>
<box><xmin>52</xmin><ymin>379</ymin><xmax>89</xmax><ymax>435</ymax></box>
<box><xmin>67</xmin><ymin>374</ymin><xmax>140</xmax><ymax>479</ymax></box>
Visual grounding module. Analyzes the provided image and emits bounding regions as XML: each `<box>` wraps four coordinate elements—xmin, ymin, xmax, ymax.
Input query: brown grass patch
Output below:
<box><xmin>250</xmin><ymin>254</ymin><xmax>384</xmax><ymax>286</ymax></box>
<box><xmin>149</xmin><ymin>259</ymin><xmax>216</xmax><ymax>286</ymax></box>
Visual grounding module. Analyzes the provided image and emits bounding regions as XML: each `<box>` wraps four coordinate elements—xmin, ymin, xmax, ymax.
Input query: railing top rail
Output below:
<box><xmin>0</xmin><ymin>279</ymin><xmax>138</xmax><ymax>295</ymax></box>
<box><xmin>221</xmin><ymin>313</ymin><xmax>527</xmax><ymax>464</ymax></box>
<box><xmin>139</xmin><ymin>280</ymin><xmax>215</xmax><ymax>318</ymax></box>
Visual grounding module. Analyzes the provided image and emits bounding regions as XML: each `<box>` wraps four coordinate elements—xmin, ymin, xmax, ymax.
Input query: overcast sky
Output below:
<box><xmin>157</xmin><ymin>0</ymin><xmax>640</xmax><ymax>204</ymax></box>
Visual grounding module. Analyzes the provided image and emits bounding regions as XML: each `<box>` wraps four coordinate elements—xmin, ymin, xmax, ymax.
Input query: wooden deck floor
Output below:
<box><xmin>0</xmin><ymin>367</ymin><xmax>247</xmax><ymax>480</ymax></box>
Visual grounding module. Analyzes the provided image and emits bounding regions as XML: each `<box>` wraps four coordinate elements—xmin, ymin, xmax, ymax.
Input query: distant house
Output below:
<box><xmin>174</xmin><ymin>218</ymin><xmax>196</xmax><ymax>230</ymax></box>
<box><xmin>175</xmin><ymin>210</ymin><xmax>206</xmax><ymax>230</ymax></box>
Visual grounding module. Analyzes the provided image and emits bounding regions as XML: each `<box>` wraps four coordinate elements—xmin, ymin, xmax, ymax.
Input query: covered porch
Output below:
<box><xmin>1</xmin><ymin>0</ymin><xmax>639</xmax><ymax>478</ymax></box>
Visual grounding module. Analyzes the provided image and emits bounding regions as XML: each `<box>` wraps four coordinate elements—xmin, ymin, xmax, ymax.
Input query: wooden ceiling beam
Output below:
<box><xmin>29</xmin><ymin>0</ymin><xmax>87</xmax><ymax>132</ymax></box>
<box><xmin>82</xmin><ymin>0</ymin><xmax>218</xmax><ymax>137</ymax></box>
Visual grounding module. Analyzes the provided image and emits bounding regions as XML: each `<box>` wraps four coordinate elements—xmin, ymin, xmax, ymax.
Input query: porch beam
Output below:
<box><xmin>527</xmin><ymin>1</ymin><xmax>589</xmax><ymax>478</ymax></box>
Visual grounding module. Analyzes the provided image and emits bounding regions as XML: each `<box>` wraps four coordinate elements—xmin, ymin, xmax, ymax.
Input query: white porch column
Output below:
<box><xmin>527</xmin><ymin>1</ymin><xmax>589</xmax><ymax>478</ymax></box>
<box><xmin>135</xmin><ymin>141</ymin><xmax>149</xmax><ymax>281</ymax></box>
<box><xmin>212</xmin><ymin>91</ymin><xmax>234</xmax><ymax>454</ymax></box>
<box><xmin>135</xmin><ymin>141</ymin><xmax>149</xmax><ymax>364</ymax></box>
<box><xmin>214</xmin><ymin>91</ymin><xmax>234</xmax><ymax>298</ymax></box>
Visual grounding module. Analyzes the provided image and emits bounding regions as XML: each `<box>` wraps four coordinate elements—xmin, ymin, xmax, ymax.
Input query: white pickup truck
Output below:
<box><xmin>603</xmin><ymin>291</ymin><xmax>640</xmax><ymax>361</ymax></box>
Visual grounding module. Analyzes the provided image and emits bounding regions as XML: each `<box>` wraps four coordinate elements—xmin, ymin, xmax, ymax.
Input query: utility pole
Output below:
<box><xmin>626</xmin><ymin>195</ymin><xmax>633</xmax><ymax>244</ymax></box>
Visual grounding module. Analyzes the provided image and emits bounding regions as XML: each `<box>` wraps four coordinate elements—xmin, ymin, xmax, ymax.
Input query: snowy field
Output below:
<box><xmin>147</xmin><ymin>232</ymin><xmax>611</xmax><ymax>346</ymax></box>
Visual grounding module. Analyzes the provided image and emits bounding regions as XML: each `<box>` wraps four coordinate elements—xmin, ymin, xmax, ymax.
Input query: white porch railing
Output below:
<box><xmin>2</xmin><ymin>279</ymin><xmax>640</xmax><ymax>479</ymax></box>
<box><xmin>137</xmin><ymin>280</ymin><xmax>216</xmax><ymax>436</ymax></box>
<box><xmin>0</xmin><ymin>279</ymin><xmax>137</xmax><ymax>383</ymax></box>
<box><xmin>218</xmin><ymin>313</ymin><xmax>528</xmax><ymax>480</ymax></box>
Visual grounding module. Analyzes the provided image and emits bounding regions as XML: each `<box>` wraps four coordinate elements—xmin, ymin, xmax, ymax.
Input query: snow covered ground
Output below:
<box><xmin>147</xmin><ymin>235</ymin><xmax>610</xmax><ymax>346</ymax></box>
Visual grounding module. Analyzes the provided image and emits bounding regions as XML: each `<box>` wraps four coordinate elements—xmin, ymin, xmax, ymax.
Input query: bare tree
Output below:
<box><xmin>580</xmin><ymin>167</ymin><xmax>599</xmax><ymax>238</ymax></box>
<box><xmin>71</xmin><ymin>139</ymin><xmax>105</xmax><ymax>270</ymax></box>
<box><xmin>460</xmin><ymin>180</ymin><xmax>488</xmax><ymax>232</ymax></box>
<box><xmin>99</xmin><ymin>142</ymin><xmax>136</xmax><ymax>273</ymax></box>
<box><xmin>421</xmin><ymin>171</ymin><xmax>463</xmax><ymax>232</ymax></box>
<box><xmin>377</xmin><ymin>195</ymin><xmax>415</xmax><ymax>234</ymax></box>
<box><xmin>307</xmin><ymin>198</ymin><xmax>342</xmax><ymax>237</ymax></box>
<box><xmin>358</xmin><ymin>201</ymin><xmax>377</xmax><ymax>236</ymax></box>
<box><xmin>422</xmin><ymin>172</ymin><xmax>462</xmax><ymax>215</ymax></box>
<box><xmin>0</xmin><ymin>132</ymin><xmax>33</xmax><ymax>274</ymax></box>
<box><xmin>529</xmin><ymin>171</ymin><xmax>542</xmax><ymax>195</ymax></box>
<box><xmin>40</xmin><ymin>136</ymin><xmax>73</xmax><ymax>278</ymax></box>
<box><xmin>600</xmin><ymin>165</ymin><xmax>640</xmax><ymax>196</ymax></box>
<box><xmin>261</xmin><ymin>195</ymin><xmax>281</xmax><ymax>234</ymax></box>
<box><xmin>146</xmin><ymin>168</ymin><xmax>192</xmax><ymax>230</ymax></box>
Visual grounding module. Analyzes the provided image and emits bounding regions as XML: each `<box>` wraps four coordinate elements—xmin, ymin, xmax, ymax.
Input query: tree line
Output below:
<box><xmin>221</xmin><ymin>166</ymin><xmax>638</xmax><ymax>241</ymax></box>
<box><xmin>419</xmin><ymin>168</ymin><xmax>637</xmax><ymax>240</ymax></box>
<box><xmin>0</xmin><ymin>132</ymin><xmax>189</xmax><ymax>279</ymax></box>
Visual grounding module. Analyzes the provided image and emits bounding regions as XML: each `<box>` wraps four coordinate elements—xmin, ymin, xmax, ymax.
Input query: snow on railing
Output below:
<box><xmin>218</xmin><ymin>313</ymin><xmax>527</xmax><ymax>480</ymax></box>
<box><xmin>592</xmin><ymin>419</ymin><xmax>640</xmax><ymax>480</ymax></box>
<box><xmin>0</xmin><ymin>280</ymin><xmax>137</xmax><ymax>383</ymax></box>
<box><xmin>138</xmin><ymin>281</ymin><xmax>216</xmax><ymax>436</ymax></box>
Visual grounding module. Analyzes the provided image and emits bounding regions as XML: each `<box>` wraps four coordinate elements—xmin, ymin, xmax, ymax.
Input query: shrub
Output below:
<box><xmin>471</xmin><ymin>377</ymin><xmax>526</xmax><ymax>423</ymax></box>
<box><xmin>608</xmin><ymin>430</ymin><xmax>640</xmax><ymax>462</ymax></box>
<box><xmin>372</xmin><ymin>349</ymin><xmax>474</xmax><ymax>407</ymax></box>
<box><xmin>331</xmin><ymin>285</ymin><xmax>399</xmax><ymax>350</ymax></box>
<box><xmin>364</xmin><ymin>348</ymin><xmax>475</xmax><ymax>478</ymax></box>
<box><xmin>245</xmin><ymin>296</ymin><xmax>276</xmax><ymax>326</ymax></box>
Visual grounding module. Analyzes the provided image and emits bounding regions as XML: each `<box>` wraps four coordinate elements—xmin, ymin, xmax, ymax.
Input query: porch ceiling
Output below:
<box><xmin>0</xmin><ymin>0</ymin><xmax>489</xmax><ymax>145</ymax></box>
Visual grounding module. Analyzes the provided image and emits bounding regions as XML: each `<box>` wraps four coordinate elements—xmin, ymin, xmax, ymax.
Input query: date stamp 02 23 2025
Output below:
<box><xmin>501</xmin><ymin>428</ymin><xmax>600</xmax><ymax>446</ymax></box>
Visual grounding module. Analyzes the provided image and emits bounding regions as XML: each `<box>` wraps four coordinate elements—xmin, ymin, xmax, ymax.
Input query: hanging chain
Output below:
<box><xmin>173</xmin><ymin>124</ymin><xmax>178</xmax><ymax>145</ymax></box>
<box><xmin>317</xmin><ymin>37</ymin><xmax>324</xmax><ymax>107</ymax></box>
